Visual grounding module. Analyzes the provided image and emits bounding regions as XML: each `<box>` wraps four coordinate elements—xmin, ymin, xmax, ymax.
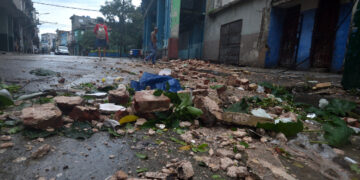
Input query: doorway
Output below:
<box><xmin>310</xmin><ymin>0</ymin><xmax>340</xmax><ymax>69</ymax></box>
<box><xmin>219</xmin><ymin>19</ymin><xmax>243</xmax><ymax>65</ymax></box>
<box><xmin>279</xmin><ymin>5</ymin><xmax>301</xmax><ymax>68</ymax></box>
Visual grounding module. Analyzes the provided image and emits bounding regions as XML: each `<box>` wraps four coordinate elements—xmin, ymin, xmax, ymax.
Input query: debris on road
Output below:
<box><xmin>69</xmin><ymin>106</ymin><xmax>100</xmax><ymax>122</ymax></box>
<box><xmin>31</xmin><ymin>144</ymin><xmax>52</xmax><ymax>159</ymax></box>
<box><xmin>21</xmin><ymin>103</ymin><xmax>63</xmax><ymax>130</ymax></box>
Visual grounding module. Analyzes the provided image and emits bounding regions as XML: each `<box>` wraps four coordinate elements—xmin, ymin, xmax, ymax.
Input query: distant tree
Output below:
<box><xmin>100</xmin><ymin>0</ymin><xmax>143</xmax><ymax>55</ymax></box>
<box><xmin>79</xmin><ymin>31</ymin><xmax>96</xmax><ymax>55</ymax></box>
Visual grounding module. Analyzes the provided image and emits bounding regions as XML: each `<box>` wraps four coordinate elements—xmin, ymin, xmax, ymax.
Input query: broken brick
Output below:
<box><xmin>194</xmin><ymin>96</ymin><xmax>223</xmax><ymax>126</ymax></box>
<box><xmin>108</xmin><ymin>90</ymin><xmax>130</xmax><ymax>106</ymax></box>
<box><xmin>21</xmin><ymin>103</ymin><xmax>63</xmax><ymax>130</ymax></box>
<box><xmin>133</xmin><ymin>90</ymin><xmax>171</xmax><ymax>113</ymax></box>
<box><xmin>54</xmin><ymin>96</ymin><xmax>84</xmax><ymax>114</ymax></box>
<box><xmin>226</xmin><ymin>76</ymin><xmax>241</xmax><ymax>87</ymax></box>
<box><xmin>69</xmin><ymin>106</ymin><xmax>100</xmax><ymax>122</ymax></box>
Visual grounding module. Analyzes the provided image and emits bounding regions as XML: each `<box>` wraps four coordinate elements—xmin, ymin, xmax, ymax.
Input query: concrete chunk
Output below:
<box><xmin>133</xmin><ymin>90</ymin><xmax>171</xmax><ymax>113</ymax></box>
<box><xmin>21</xmin><ymin>103</ymin><xmax>63</xmax><ymax>130</ymax></box>
<box><xmin>222</xmin><ymin>112</ymin><xmax>274</xmax><ymax>127</ymax></box>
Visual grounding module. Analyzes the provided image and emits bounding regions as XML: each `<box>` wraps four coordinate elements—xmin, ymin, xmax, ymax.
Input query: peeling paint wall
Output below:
<box><xmin>203</xmin><ymin>0</ymin><xmax>270</xmax><ymax>66</ymax></box>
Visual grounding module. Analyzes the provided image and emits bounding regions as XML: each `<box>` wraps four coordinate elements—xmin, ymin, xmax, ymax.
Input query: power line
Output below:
<box><xmin>33</xmin><ymin>1</ymin><xmax>99</xmax><ymax>12</ymax></box>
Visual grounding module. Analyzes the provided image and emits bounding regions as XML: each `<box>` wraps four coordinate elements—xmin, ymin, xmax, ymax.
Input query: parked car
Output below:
<box><xmin>55</xmin><ymin>46</ymin><xmax>69</xmax><ymax>55</ymax></box>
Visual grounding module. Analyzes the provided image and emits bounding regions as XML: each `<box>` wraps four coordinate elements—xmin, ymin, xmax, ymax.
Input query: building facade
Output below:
<box><xmin>142</xmin><ymin>0</ymin><xmax>206</xmax><ymax>59</ymax></box>
<box><xmin>142</xmin><ymin>0</ymin><xmax>354</xmax><ymax>72</ymax></box>
<box><xmin>0</xmin><ymin>0</ymin><xmax>38</xmax><ymax>53</ymax></box>
<box><xmin>40</xmin><ymin>33</ymin><xmax>56</xmax><ymax>54</ymax></box>
<box><xmin>69</xmin><ymin>15</ymin><xmax>96</xmax><ymax>55</ymax></box>
<box><xmin>56</xmin><ymin>30</ymin><xmax>70</xmax><ymax>47</ymax></box>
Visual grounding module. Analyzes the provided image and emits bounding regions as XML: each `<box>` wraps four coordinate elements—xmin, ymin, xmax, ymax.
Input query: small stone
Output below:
<box><xmin>235</xmin><ymin>153</ymin><xmax>242</xmax><ymax>160</ymax></box>
<box><xmin>177</xmin><ymin>161</ymin><xmax>194</xmax><ymax>180</ymax></box>
<box><xmin>260</xmin><ymin>137</ymin><xmax>268</xmax><ymax>143</ymax></box>
<box><xmin>232</xmin><ymin>130</ymin><xmax>247</xmax><ymax>138</ymax></box>
<box><xmin>69</xmin><ymin>106</ymin><xmax>100</xmax><ymax>122</ymax></box>
<box><xmin>116</xmin><ymin>129</ymin><xmax>126</xmax><ymax>135</ymax></box>
<box><xmin>333</xmin><ymin>148</ymin><xmax>345</xmax><ymax>156</ymax></box>
<box><xmin>148</xmin><ymin>129</ymin><xmax>156</xmax><ymax>135</ymax></box>
<box><xmin>127</xmin><ymin>129</ymin><xmax>135</xmax><ymax>134</ymax></box>
<box><xmin>31</xmin><ymin>144</ymin><xmax>51</xmax><ymax>159</ymax></box>
<box><xmin>243</xmin><ymin>137</ymin><xmax>253</xmax><ymax>143</ymax></box>
<box><xmin>276</xmin><ymin>133</ymin><xmax>287</xmax><ymax>142</ymax></box>
<box><xmin>345</xmin><ymin>117</ymin><xmax>358</xmax><ymax>124</ymax></box>
<box><xmin>92</xmin><ymin>128</ymin><xmax>99</xmax><ymax>133</ymax></box>
<box><xmin>109</xmin><ymin>155</ymin><xmax>116</xmax><ymax>159</ymax></box>
<box><xmin>216</xmin><ymin>148</ymin><xmax>235</xmax><ymax>158</ymax></box>
<box><xmin>46</xmin><ymin>128</ymin><xmax>55</xmax><ymax>132</ymax></box>
<box><xmin>0</xmin><ymin>135</ymin><xmax>12</xmax><ymax>141</ymax></box>
<box><xmin>209</xmin><ymin>148</ymin><xmax>214</xmax><ymax>156</ymax></box>
<box><xmin>179</xmin><ymin>121</ymin><xmax>192</xmax><ymax>128</ymax></box>
<box><xmin>220</xmin><ymin>157</ymin><xmax>235</xmax><ymax>170</ymax></box>
<box><xmin>114</xmin><ymin>170</ymin><xmax>128</xmax><ymax>180</ymax></box>
<box><xmin>135</xmin><ymin>118</ymin><xmax>147</xmax><ymax>126</ymax></box>
<box><xmin>0</xmin><ymin>142</ymin><xmax>14</xmax><ymax>149</ymax></box>
<box><xmin>227</xmin><ymin>166</ymin><xmax>248</xmax><ymax>178</ymax></box>
<box><xmin>249</xmin><ymin>83</ymin><xmax>258</xmax><ymax>91</ymax></box>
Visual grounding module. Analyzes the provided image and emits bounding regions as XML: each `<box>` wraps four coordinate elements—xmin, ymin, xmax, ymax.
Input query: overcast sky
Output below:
<box><xmin>34</xmin><ymin>0</ymin><xmax>141</xmax><ymax>36</ymax></box>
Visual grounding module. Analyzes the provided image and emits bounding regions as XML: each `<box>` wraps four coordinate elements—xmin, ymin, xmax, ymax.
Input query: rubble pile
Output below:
<box><xmin>0</xmin><ymin>59</ymin><xmax>359</xmax><ymax>179</ymax></box>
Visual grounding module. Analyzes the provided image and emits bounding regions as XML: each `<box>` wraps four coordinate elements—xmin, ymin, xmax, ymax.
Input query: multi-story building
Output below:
<box><xmin>142</xmin><ymin>0</ymin><xmax>355</xmax><ymax>72</ymax></box>
<box><xmin>40</xmin><ymin>33</ymin><xmax>56</xmax><ymax>54</ymax></box>
<box><xmin>56</xmin><ymin>30</ymin><xmax>70</xmax><ymax>47</ymax></box>
<box><xmin>0</xmin><ymin>0</ymin><xmax>39</xmax><ymax>53</ymax></box>
<box><xmin>69</xmin><ymin>15</ymin><xmax>96</xmax><ymax>55</ymax></box>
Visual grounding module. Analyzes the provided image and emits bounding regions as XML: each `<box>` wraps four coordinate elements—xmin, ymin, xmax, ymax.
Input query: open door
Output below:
<box><xmin>310</xmin><ymin>0</ymin><xmax>340</xmax><ymax>69</ymax></box>
<box><xmin>279</xmin><ymin>5</ymin><xmax>301</xmax><ymax>68</ymax></box>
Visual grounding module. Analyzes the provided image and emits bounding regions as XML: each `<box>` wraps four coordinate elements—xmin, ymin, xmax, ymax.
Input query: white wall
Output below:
<box><xmin>203</xmin><ymin>0</ymin><xmax>268</xmax><ymax>63</ymax></box>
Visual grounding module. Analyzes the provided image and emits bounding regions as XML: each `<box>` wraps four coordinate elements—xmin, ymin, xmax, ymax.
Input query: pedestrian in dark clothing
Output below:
<box><xmin>145</xmin><ymin>27</ymin><xmax>158</xmax><ymax>66</ymax></box>
<box><xmin>94</xmin><ymin>17</ymin><xmax>109</xmax><ymax>60</ymax></box>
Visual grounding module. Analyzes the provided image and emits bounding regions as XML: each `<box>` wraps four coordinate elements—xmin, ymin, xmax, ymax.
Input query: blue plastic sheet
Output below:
<box><xmin>130</xmin><ymin>72</ymin><xmax>182</xmax><ymax>92</ymax></box>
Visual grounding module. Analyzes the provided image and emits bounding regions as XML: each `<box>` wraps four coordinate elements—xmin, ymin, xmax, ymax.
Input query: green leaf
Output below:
<box><xmin>136</xmin><ymin>168</ymin><xmax>148</xmax><ymax>173</ymax></box>
<box><xmin>0</xmin><ymin>89</ymin><xmax>14</xmax><ymax>108</ymax></box>
<box><xmin>170</xmin><ymin>137</ymin><xmax>187</xmax><ymax>146</ymax></box>
<box><xmin>8</xmin><ymin>126</ymin><xmax>23</xmax><ymax>134</ymax></box>
<box><xmin>225</xmin><ymin>98</ymin><xmax>249</xmax><ymax>113</ymax></box>
<box><xmin>195</xmin><ymin>143</ymin><xmax>209</xmax><ymax>153</ymax></box>
<box><xmin>257</xmin><ymin>121</ymin><xmax>304</xmax><ymax>137</ymax></box>
<box><xmin>210</xmin><ymin>85</ymin><xmax>224</xmax><ymax>90</ymax></box>
<box><xmin>187</xmin><ymin>106</ymin><xmax>203</xmax><ymax>117</ymax></box>
<box><xmin>163</xmin><ymin>92</ymin><xmax>181</xmax><ymax>105</ymax></box>
<box><xmin>239</xmin><ymin>141</ymin><xmax>249</xmax><ymax>148</ymax></box>
<box><xmin>62</xmin><ymin>121</ymin><xmax>93</xmax><ymax>140</ymax></box>
<box><xmin>325</xmin><ymin>99</ymin><xmax>357</xmax><ymax>116</ymax></box>
<box><xmin>153</xmin><ymin>89</ymin><xmax>163</xmax><ymax>96</ymax></box>
<box><xmin>178</xmin><ymin>93</ymin><xmax>192</xmax><ymax>107</ymax></box>
<box><xmin>350</xmin><ymin>164</ymin><xmax>360</xmax><ymax>175</ymax></box>
<box><xmin>108</xmin><ymin>128</ymin><xmax>122</xmax><ymax>137</ymax></box>
<box><xmin>211</xmin><ymin>175</ymin><xmax>223</xmax><ymax>180</ymax></box>
<box><xmin>22</xmin><ymin>128</ymin><xmax>57</xmax><ymax>139</ymax></box>
<box><xmin>135</xmin><ymin>153</ymin><xmax>148</xmax><ymax>160</ymax></box>
<box><xmin>165</xmin><ymin>82</ymin><xmax>170</xmax><ymax>91</ymax></box>
<box><xmin>175</xmin><ymin>128</ymin><xmax>186</xmax><ymax>135</ymax></box>
<box><xmin>323</xmin><ymin>116</ymin><xmax>354</xmax><ymax>147</ymax></box>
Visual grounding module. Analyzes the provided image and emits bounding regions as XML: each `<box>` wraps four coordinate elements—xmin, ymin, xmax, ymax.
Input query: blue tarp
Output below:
<box><xmin>130</xmin><ymin>72</ymin><xmax>182</xmax><ymax>92</ymax></box>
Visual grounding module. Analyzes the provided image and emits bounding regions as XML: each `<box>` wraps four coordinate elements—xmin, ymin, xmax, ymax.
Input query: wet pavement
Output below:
<box><xmin>0</xmin><ymin>54</ymin><xmax>152</xmax><ymax>93</ymax></box>
<box><xmin>0</xmin><ymin>54</ymin><xmax>358</xmax><ymax>180</ymax></box>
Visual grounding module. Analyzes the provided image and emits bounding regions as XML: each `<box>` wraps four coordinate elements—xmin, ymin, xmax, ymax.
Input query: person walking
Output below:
<box><xmin>144</xmin><ymin>27</ymin><xmax>158</xmax><ymax>66</ymax></box>
<box><xmin>94</xmin><ymin>17</ymin><xmax>109</xmax><ymax>60</ymax></box>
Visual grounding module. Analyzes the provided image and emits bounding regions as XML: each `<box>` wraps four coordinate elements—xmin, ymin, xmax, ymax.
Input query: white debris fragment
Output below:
<box><xmin>256</xmin><ymin>86</ymin><xmax>265</xmax><ymax>93</ymax></box>
<box><xmin>158</xmin><ymin>68</ymin><xmax>172</xmax><ymax>76</ymax></box>
<box><xmin>251</xmin><ymin>109</ymin><xmax>273</xmax><ymax>119</ymax></box>
<box><xmin>275</xmin><ymin>118</ymin><xmax>293</xmax><ymax>124</ymax></box>
<box><xmin>99</xmin><ymin>103</ymin><xmax>126</xmax><ymax>114</ymax></box>
<box><xmin>319</xmin><ymin>99</ymin><xmax>329</xmax><ymax>109</ymax></box>
<box><xmin>306</xmin><ymin>113</ymin><xmax>317</xmax><ymax>119</ymax></box>
<box><xmin>156</xmin><ymin>124</ymin><xmax>166</xmax><ymax>130</ymax></box>
<box><xmin>344</xmin><ymin>157</ymin><xmax>358</xmax><ymax>164</ymax></box>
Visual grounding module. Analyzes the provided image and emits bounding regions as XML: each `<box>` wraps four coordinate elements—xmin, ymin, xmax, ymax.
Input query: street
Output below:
<box><xmin>0</xmin><ymin>54</ymin><xmax>359</xmax><ymax>180</ymax></box>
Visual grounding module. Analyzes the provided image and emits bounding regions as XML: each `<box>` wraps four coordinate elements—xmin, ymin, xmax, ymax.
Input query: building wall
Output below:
<box><xmin>203</xmin><ymin>0</ymin><xmax>269</xmax><ymax>66</ymax></box>
<box><xmin>266</xmin><ymin>0</ymin><xmax>352</xmax><ymax>71</ymax></box>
